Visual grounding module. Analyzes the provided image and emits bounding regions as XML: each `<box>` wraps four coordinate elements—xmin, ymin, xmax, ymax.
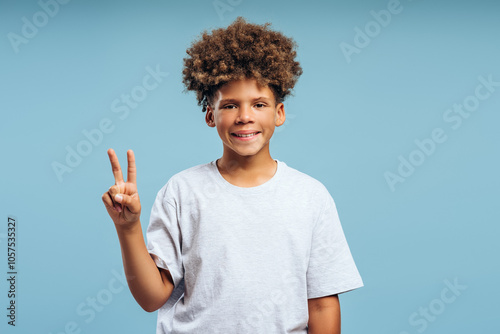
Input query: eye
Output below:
<box><xmin>223</xmin><ymin>105</ymin><xmax>236</xmax><ymax>109</ymax></box>
<box><xmin>255</xmin><ymin>103</ymin><xmax>266</xmax><ymax>108</ymax></box>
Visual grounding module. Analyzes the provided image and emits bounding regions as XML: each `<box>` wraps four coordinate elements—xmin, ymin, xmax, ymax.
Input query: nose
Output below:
<box><xmin>235</xmin><ymin>103</ymin><xmax>254</xmax><ymax>123</ymax></box>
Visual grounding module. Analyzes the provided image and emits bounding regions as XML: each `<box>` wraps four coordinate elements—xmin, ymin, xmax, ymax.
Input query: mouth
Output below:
<box><xmin>231</xmin><ymin>131</ymin><xmax>260</xmax><ymax>140</ymax></box>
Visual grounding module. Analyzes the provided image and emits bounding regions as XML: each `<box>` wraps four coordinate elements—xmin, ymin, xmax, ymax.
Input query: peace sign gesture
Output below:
<box><xmin>102</xmin><ymin>148</ymin><xmax>141</xmax><ymax>228</ymax></box>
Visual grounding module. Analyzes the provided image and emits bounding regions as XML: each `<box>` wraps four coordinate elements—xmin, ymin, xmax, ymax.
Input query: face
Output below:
<box><xmin>205</xmin><ymin>78</ymin><xmax>285</xmax><ymax>161</ymax></box>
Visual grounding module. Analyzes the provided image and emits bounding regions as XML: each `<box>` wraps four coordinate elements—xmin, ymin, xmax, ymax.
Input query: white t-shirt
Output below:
<box><xmin>146</xmin><ymin>159</ymin><xmax>363</xmax><ymax>333</ymax></box>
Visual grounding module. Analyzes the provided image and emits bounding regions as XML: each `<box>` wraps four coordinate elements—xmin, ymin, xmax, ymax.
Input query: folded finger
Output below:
<box><xmin>107</xmin><ymin>186</ymin><xmax>122</xmax><ymax>212</ymax></box>
<box><xmin>102</xmin><ymin>192</ymin><xmax>120</xmax><ymax>211</ymax></box>
<box><xmin>114</xmin><ymin>193</ymin><xmax>140</xmax><ymax>214</ymax></box>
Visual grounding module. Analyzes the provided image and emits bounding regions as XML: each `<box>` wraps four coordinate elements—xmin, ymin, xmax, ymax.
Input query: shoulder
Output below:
<box><xmin>156</xmin><ymin>161</ymin><xmax>213</xmax><ymax>197</ymax></box>
<box><xmin>170</xmin><ymin>161</ymin><xmax>212</xmax><ymax>182</ymax></box>
<box><xmin>278</xmin><ymin>160</ymin><xmax>334</xmax><ymax>211</ymax></box>
<box><xmin>280</xmin><ymin>160</ymin><xmax>330</xmax><ymax>195</ymax></box>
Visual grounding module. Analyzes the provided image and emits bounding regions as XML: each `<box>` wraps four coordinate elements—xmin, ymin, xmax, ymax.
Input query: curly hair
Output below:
<box><xmin>182</xmin><ymin>16</ymin><xmax>303</xmax><ymax>113</ymax></box>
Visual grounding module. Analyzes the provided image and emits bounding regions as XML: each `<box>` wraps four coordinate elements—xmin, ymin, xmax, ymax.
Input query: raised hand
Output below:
<box><xmin>102</xmin><ymin>148</ymin><xmax>141</xmax><ymax>228</ymax></box>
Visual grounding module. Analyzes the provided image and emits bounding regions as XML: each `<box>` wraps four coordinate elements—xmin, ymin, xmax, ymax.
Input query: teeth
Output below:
<box><xmin>234</xmin><ymin>132</ymin><xmax>258</xmax><ymax>137</ymax></box>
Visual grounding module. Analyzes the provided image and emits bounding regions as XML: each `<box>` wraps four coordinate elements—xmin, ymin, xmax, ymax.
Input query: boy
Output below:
<box><xmin>102</xmin><ymin>16</ymin><xmax>363</xmax><ymax>333</ymax></box>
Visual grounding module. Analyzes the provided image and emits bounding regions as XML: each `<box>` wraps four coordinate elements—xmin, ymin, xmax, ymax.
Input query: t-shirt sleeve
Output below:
<box><xmin>306</xmin><ymin>190</ymin><xmax>364</xmax><ymax>299</ymax></box>
<box><xmin>146</xmin><ymin>183</ymin><xmax>184</xmax><ymax>290</ymax></box>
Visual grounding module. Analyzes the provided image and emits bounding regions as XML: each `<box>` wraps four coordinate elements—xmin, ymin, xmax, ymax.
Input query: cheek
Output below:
<box><xmin>215</xmin><ymin>116</ymin><xmax>227</xmax><ymax>129</ymax></box>
<box><xmin>265</xmin><ymin>116</ymin><xmax>277</xmax><ymax>128</ymax></box>
<box><xmin>214</xmin><ymin>116</ymin><xmax>231</xmax><ymax>136</ymax></box>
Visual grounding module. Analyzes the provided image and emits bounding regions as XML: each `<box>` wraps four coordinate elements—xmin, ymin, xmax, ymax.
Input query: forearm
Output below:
<box><xmin>307</xmin><ymin>295</ymin><xmax>341</xmax><ymax>334</ymax></box>
<box><xmin>115</xmin><ymin>221</ymin><xmax>172</xmax><ymax>312</ymax></box>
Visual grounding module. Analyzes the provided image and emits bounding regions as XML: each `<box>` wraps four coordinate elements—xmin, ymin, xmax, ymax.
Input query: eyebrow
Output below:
<box><xmin>219</xmin><ymin>97</ymin><xmax>271</xmax><ymax>104</ymax></box>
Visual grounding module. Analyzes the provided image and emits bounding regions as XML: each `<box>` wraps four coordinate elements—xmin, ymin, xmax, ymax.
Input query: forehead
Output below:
<box><xmin>213</xmin><ymin>78</ymin><xmax>274</xmax><ymax>100</ymax></box>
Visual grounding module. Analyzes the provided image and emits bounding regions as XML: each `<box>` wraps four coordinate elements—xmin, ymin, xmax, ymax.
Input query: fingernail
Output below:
<box><xmin>115</xmin><ymin>194</ymin><xmax>123</xmax><ymax>203</ymax></box>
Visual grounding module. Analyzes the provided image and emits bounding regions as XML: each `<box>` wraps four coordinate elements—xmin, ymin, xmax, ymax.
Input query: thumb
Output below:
<box><xmin>114</xmin><ymin>193</ymin><xmax>140</xmax><ymax>213</ymax></box>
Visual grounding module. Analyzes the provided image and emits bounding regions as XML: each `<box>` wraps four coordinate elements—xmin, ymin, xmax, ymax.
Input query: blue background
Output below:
<box><xmin>1</xmin><ymin>0</ymin><xmax>499</xmax><ymax>333</ymax></box>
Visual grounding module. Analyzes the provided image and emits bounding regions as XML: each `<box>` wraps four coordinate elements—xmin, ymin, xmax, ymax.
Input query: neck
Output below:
<box><xmin>216</xmin><ymin>152</ymin><xmax>278</xmax><ymax>187</ymax></box>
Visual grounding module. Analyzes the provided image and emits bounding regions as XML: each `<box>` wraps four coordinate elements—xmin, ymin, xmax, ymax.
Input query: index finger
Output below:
<box><xmin>127</xmin><ymin>149</ymin><xmax>137</xmax><ymax>184</ymax></box>
<box><xmin>107</xmin><ymin>148</ymin><xmax>124</xmax><ymax>184</ymax></box>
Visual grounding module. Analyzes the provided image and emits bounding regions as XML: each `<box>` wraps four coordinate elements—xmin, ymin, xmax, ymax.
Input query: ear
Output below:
<box><xmin>274</xmin><ymin>102</ymin><xmax>286</xmax><ymax>127</ymax></box>
<box><xmin>205</xmin><ymin>104</ymin><xmax>216</xmax><ymax>128</ymax></box>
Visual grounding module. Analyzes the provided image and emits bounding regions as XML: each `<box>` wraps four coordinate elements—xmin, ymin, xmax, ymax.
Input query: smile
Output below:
<box><xmin>231</xmin><ymin>132</ymin><xmax>260</xmax><ymax>140</ymax></box>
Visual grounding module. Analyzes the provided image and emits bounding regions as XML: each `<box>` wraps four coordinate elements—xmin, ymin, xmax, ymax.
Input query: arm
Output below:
<box><xmin>114</xmin><ymin>221</ymin><xmax>174</xmax><ymax>312</ymax></box>
<box><xmin>102</xmin><ymin>149</ymin><xmax>174</xmax><ymax>312</ymax></box>
<box><xmin>307</xmin><ymin>294</ymin><xmax>341</xmax><ymax>334</ymax></box>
